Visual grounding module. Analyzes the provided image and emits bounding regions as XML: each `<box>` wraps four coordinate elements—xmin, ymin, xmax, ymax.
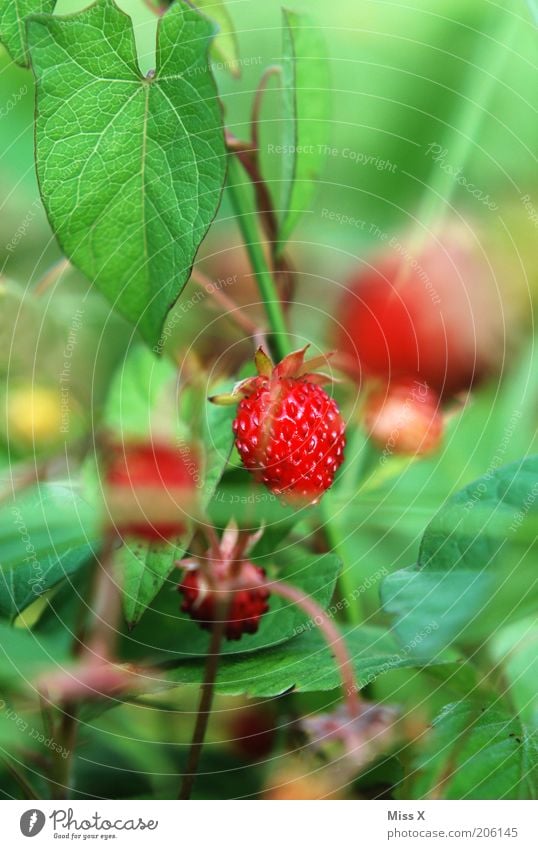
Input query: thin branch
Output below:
<box><xmin>178</xmin><ymin>602</ymin><xmax>228</xmax><ymax>800</ymax></box>
<box><xmin>190</xmin><ymin>269</ymin><xmax>263</xmax><ymax>338</ymax></box>
<box><xmin>34</xmin><ymin>257</ymin><xmax>71</xmax><ymax>297</ymax></box>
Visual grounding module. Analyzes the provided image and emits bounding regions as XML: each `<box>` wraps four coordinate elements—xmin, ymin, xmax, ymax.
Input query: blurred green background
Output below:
<box><xmin>0</xmin><ymin>0</ymin><xmax>537</xmax><ymax>800</ymax></box>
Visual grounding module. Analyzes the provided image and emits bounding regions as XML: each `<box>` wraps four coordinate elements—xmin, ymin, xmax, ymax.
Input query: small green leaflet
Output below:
<box><xmin>27</xmin><ymin>0</ymin><xmax>226</xmax><ymax>347</ymax></box>
<box><xmin>277</xmin><ymin>9</ymin><xmax>330</xmax><ymax>253</ymax></box>
<box><xmin>0</xmin><ymin>0</ymin><xmax>55</xmax><ymax>67</ymax></box>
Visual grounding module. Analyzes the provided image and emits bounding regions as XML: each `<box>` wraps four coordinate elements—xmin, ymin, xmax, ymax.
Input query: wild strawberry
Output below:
<box><xmin>363</xmin><ymin>379</ymin><xmax>443</xmax><ymax>456</ymax></box>
<box><xmin>211</xmin><ymin>347</ymin><xmax>346</xmax><ymax>505</ymax></box>
<box><xmin>335</xmin><ymin>226</ymin><xmax>506</xmax><ymax>397</ymax></box>
<box><xmin>179</xmin><ymin>561</ymin><xmax>269</xmax><ymax>640</ymax></box>
<box><xmin>177</xmin><ymin>523</ymin><xmax>270</xmax><ymax>641</ymax></box>
<box><xmin>104</xmin><ymin>439</ymin><xmax>199</xmax><ymax>542</ymax></box>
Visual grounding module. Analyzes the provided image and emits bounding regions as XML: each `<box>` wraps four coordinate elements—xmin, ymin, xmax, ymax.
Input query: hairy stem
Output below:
<box><xmin>269</xmin><ymin>580</ymin><xmax>362</xmax><ymax>721</ymax></box>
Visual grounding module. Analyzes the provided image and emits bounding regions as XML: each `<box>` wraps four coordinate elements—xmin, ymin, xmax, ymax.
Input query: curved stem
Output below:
<box><xmin>269</xmin><ymin>579</ymin><xmax>362</xmax><ymax>722</ymax></box>
<box><xmin>227</xmin><ymin>156</ymin><xmax>292</xmax><ymax>360</ymax></box>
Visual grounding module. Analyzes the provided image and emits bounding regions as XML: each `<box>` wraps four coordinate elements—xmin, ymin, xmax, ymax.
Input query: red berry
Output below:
<box><xmin>227</xmin><ymin>706</ymin><xmax>276</xmax><ymax>760</ymax></box>
<box><xmin>178</xmin><ymin>561</ymin><xmax>269</xmax><ymax>641</ymax></box>
<box><xmin>222</xmin><ymin>348</ymin><xmax>345</xmax><ymax>505</ymax></box>
<box><xmin>336</xmin><ymin>229</ymin><xmax>503</xmax><ymax>397</ymax></box>
<box><xmin>363</xmin><ymin>379</ymin><xmax>443</xmax><ymax>456</ymax></box>
<box><xmin>105</xmin><ymin>440</ymin><xmax>198</xmax><ymax>541</ymax></box>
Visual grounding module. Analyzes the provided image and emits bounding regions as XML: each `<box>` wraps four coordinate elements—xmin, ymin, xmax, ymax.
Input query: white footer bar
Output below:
<box><xmin>1</xmin><ymin>799</ymin><xmax>536</xmax><ymax>848</ymax></box>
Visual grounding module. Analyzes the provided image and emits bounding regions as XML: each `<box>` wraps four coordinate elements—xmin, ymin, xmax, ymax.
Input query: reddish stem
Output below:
<box><xmin>269</xmin><ymin>580</ymin><xmax>363</xmax><ymax>722</ymax></box>
<box><xmin>178</xmin><ymin>599</ymin><xmax>229</xmax><ymax>800</ymax></box>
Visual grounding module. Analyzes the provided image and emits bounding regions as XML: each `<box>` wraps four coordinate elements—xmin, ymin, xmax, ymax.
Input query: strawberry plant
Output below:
<box><xmin>0</xmin><ymin>0</ymin><xmax>537</xmax><ymax>804</ymax></box>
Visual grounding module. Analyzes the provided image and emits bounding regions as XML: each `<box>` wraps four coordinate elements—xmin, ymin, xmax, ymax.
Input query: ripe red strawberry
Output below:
<box><xmin>179</xmin><ymin>560</ymin><xmax>269</xmax><ymax>641</ymax></box>
<box><xmin>212</xmin><ymin>347</ymin><xmax>346</xmax><ymax>505</ymax></box>
<box><xmin>363</xmin><ymin>379</ymin><xmax>443</xmax><ymax>456</ymax></box>
<box><xmin>104</xmin><ymin>440</ymin><xmax>198</xmax><ymax>541</ymax></box>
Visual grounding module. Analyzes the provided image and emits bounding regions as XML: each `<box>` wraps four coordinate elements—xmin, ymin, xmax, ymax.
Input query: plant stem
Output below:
<box><xmin>178</xmin><ymin>610</ymin><xmax>227</xmax><ymax>800</ymax></box>
<box><xmin>34</xmin><ymin>257</ymin><xmax>71</xmax><ymax>296</ymax></box>
<box><xmin>269</xmin><ymin>580</ymin><xmax>362</xmax><ymax>722</ymax></box>
<box><xmin>0</xmin><ymin>756</ymin><xmax>39</xmax><ymax>800</ymax></box>
<box><xmin>55</xmin><ymin>702</ymin><xmax>78</xmax><ymax>799</ymax></box>
<box><xmin>227</xmin><ymin>155</ymin><xmax>292</xmax><ymax>360</ymax></box>
<box><xmin>320</xmin><ymin>499</ymin><xmax>362</xmax><ymax>626</ymax></box>
<box><xmin>251</xmin><ymin>66</ymin><xmax>282</xmax><ymax>152</ymax></box>
<box><xmin>53</xmin><ymin>534</ymin><xmax>119</xmax><ymax>799</ymax></box>
<box><xmin>86</xmin><ymin>532</ymin><xmax>121</xmax><ymax>661</ymax></box>
<box><xmin>190</xmin><ymin>268</ymin><xmax>264</xmax><ymax>339</ymax></box>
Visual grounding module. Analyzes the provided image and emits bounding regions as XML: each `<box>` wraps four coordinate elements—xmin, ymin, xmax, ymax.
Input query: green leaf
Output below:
<box><xmin>116</xmin><ymin>536</ymin><xmax>181</xmax><ymax>630</ymax></box>
<box><xmin>103</xmin><ymin>345</ymin><xmax>178</xmax><ymax>439</ymax></box>
<box><xmin>163</xmin><ymin>624</ymin><xmax>444</xmax><ymax>697</ymax></box>
<box><xmin>0</xmin><ymin>0</ymin><xmax>55</xmax><ymax>67</ymax></box>
<box><xmin>27</xmin><ymin>0</ymin><xmax>226</xmax><ymax>346</ymax></box>
<box><xmin>191</xmin><ymin>0</ymin><xmax>239</xmax><ymax>75</ymax></box>
<box><xmin>408</xmin><ymin>701</ymin><xmax>538</xmax><ymax>800</ymax></box>
<box><xmin>490</xmin><ymin>617</ymin><xmax>538</xmax><ymax>730</ymax></box>
<box><xmin>381</xmin><ymin>456</ymin><xmax>538</xmax><ymax>655</ymax></box>
<box><xmin>122</xmin><ymin>546</ymin><xmax>342</xmax><ymax>660</ymax></box>
<box><xmin>277</xmin><ymin>9</ymin><xmax>330</xmax><ymax>253</ymax></box>
<box><xmin>0</xmin><ymin>621</ymin><xmax>70</xmax><ymax>690</ymax></box>
<box><xmin>147</xmin><ymin>0</ymin><xmax>239</xmax><ymax>74</ymax></box>
<box><xmin>0</xmin><ymin>484</ymin><xmax>98</xmax><ymax>620</ymax></box>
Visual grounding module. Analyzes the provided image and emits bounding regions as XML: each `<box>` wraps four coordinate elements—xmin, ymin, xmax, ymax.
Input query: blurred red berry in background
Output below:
<box><xmin>335</xmin><ymin>226</ymin><xmax>510</xmax><ymax>398</ymax></box>
<box><xmin>104</xmin><ymin>439</ymin><xmax>199</xmax><ymax>541</ymax></box>
<box><xmin>363</xmin><ymin>378</ymin><xmax>444</xmax><ymax>456</ymax></box>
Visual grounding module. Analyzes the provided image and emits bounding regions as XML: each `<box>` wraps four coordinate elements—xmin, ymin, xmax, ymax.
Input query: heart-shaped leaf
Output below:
<box><xmin>27</xmin><ymin>0</ymin><xmax>226</xmax><ymax>346</ymax></box>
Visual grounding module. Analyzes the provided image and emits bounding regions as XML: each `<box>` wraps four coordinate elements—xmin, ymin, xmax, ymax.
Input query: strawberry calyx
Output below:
<box><xmin>209</xmin><ymin>346</ymin><xmax>336</xmax><ymax>406</ymax></box>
